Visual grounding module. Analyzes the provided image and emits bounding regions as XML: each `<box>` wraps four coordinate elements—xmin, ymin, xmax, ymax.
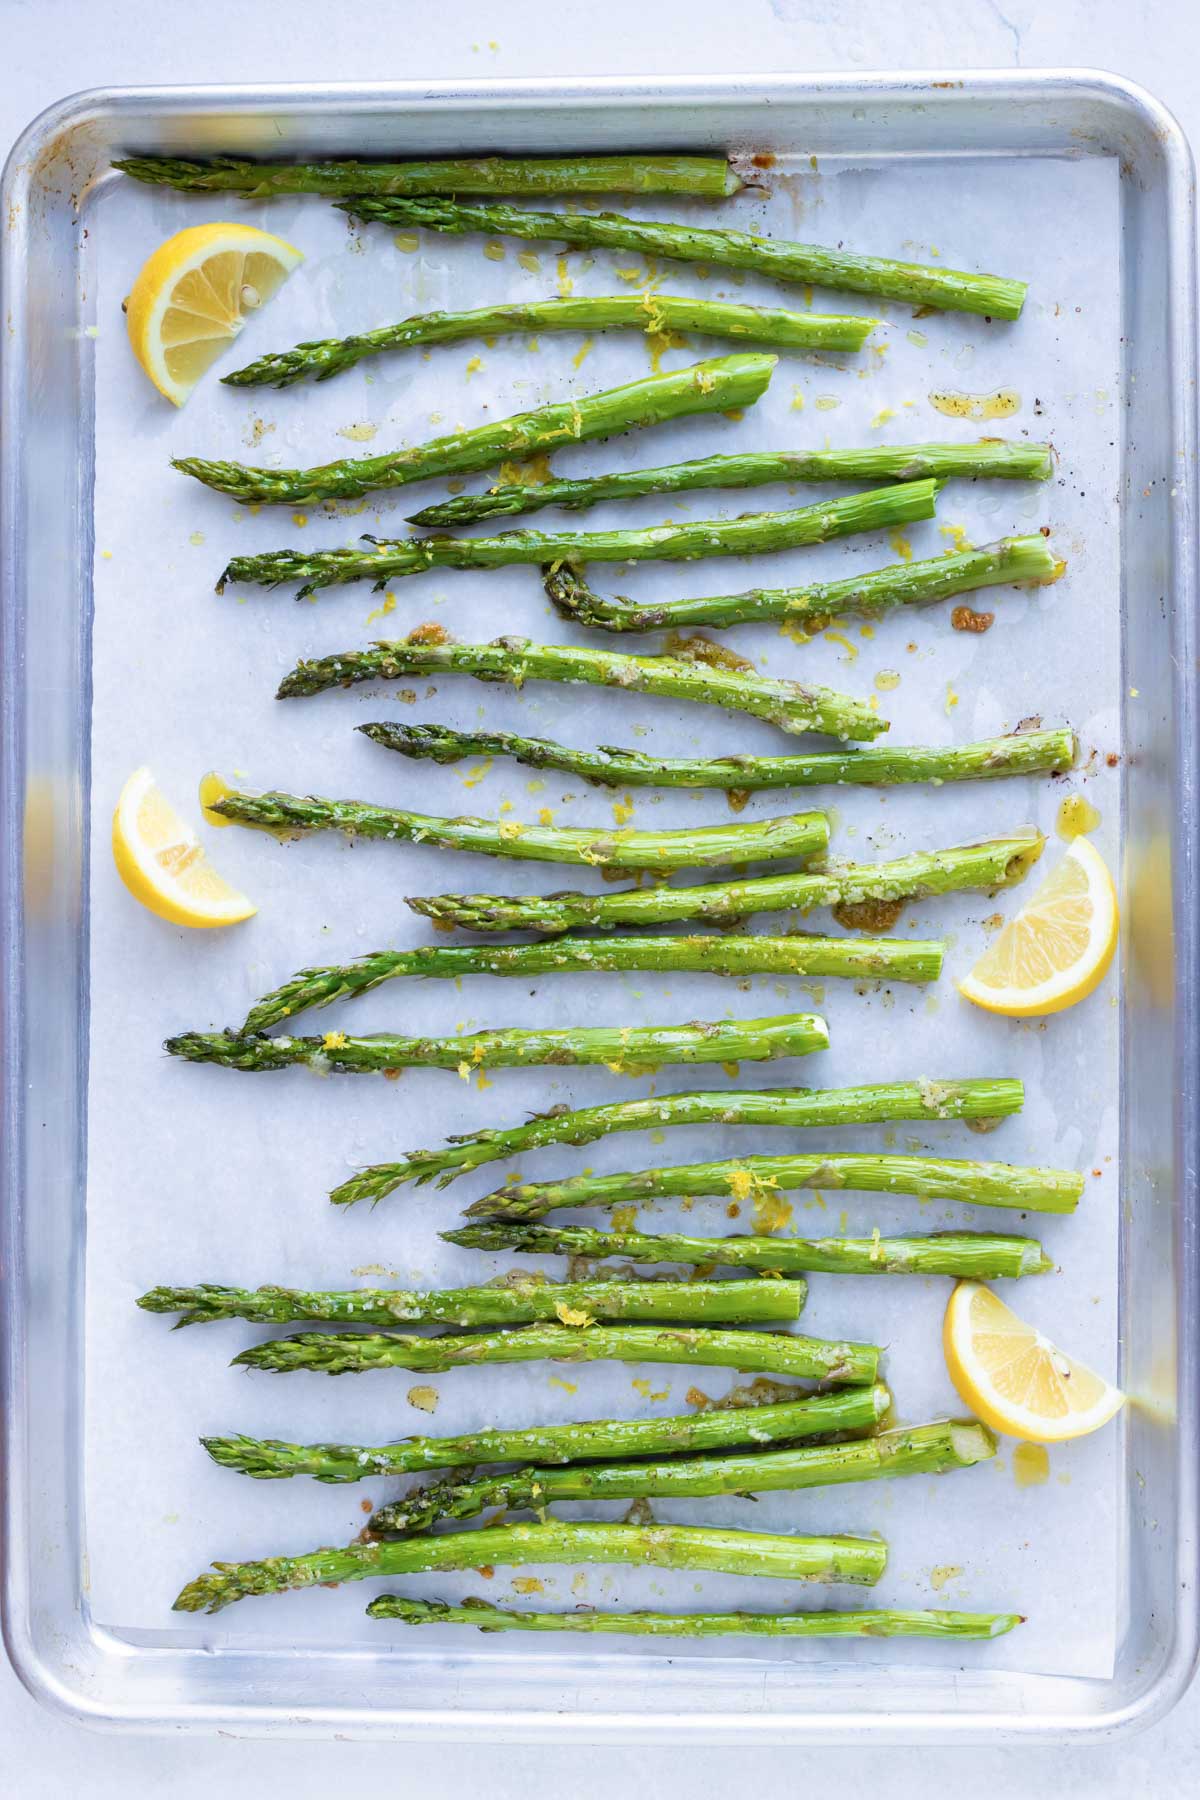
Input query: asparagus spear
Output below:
<box><xmin>367</xmin><ymin>1596</ymin><xmax>1022</xmax><ymax>1639</ymax></box>
<box><xmin>175</xmin><ymin>1519</ymin><xmax>889</xmax><ymax>1614</ymax></box>
<box><xmin>207</xmin><ymin>789</ymin><xmax>830</xmax><ymax>870</ymax></box>
<box><xmin>336</xmin><ymin>1077</ymin><xmax>1024</xmax><ymax>1202</ymax></box>
<box><xmin>339</xmin><ymin>196</ymin><xmax>1028</xmax><ymax>319</ymax></box>
<box><xmin>361</xmin><ymin>722</ymin><xmax>1079</xmax><ymax>791</ymax></box>
<box><xmin>177</xmin><ymin>352</ymin><xmax>776</xmax><ymax>505</ymax></box>
<box><xmin>277</xmin><ymin>632</ymin><xmax>885</xmax><ymax>742</ymax></box>
<box><xmin>219</xmin><ymin>480</ymin><xmax>942</xmax><ymax>596</ymax></box>
<box><xmin>232</xmin><ymin>1323</ymin><xmax>879</xmax><ymax>1383</ymax></box>
<box><xmin>412</xmin><ymin>441</ymin><xmax>1053</xmax><ymax>527</ymax></box>
<box><xmin>242</xmin><ymin>935</ymin><xmax>942</xmax><ymax>1035</ymax></box>
<box><xmin>137</xmin><ymin>1277</ymin><xmax>805</xmax><ymax>1330</ymax></box>
<box><xmin>114</xmin><ymin>153</ymin><xmax>745</xmax><ymax>199</ymax></box>
<box><xmin>446</xmin><ymin>1222</ymin><xmax>1053</xmax><ymax>1280</ymax></box>
<box><xmin>546</xmin><ymin>533</ymin><xmax>1060</xmax><ymax>633</ymax></box>
<box><xmin>202</xmin><ymin>1383</ymin><xmax>892</xmax><ymax>1482</ymax></box>
<box><xmin>227</xmin><ymin>294</ymin><xmax>871</xmax><ymax>389</ymax></box>
<box><xmin>165</xmin><ymin>1012</ymin><xmax>830</xmax><ymax>1076</ymax></box>
<box><xmin>368</xmin><ymin>1420</ymin><xmax>994</xmax><ymax>1535</ymax></box>
<box><xmin>408</xmin><ymin>832</ymin><xmax>1045</xmax><ymax>935</ymax></box>
<box><xmin>466</xmin><ymin>1152</ymin><xmax>1085</xmax><ymax>1223</ymax></box>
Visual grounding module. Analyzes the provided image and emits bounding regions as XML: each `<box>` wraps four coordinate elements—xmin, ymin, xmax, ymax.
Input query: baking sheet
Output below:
<box><xmin>84</xmin><ymin>149</ymin><xmax>1122</xmax><ymax>1680</ymax></box>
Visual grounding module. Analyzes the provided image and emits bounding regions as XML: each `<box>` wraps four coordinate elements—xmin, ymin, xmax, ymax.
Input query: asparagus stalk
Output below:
<box><xmin>336</xmin><ymin>1077</ymin><xmax>1024</xmax><ymax>1202</ymax></box>
<box><xmin>176</xmin><ymin>352</ymin><xmax>776</xmax><ymax>505</ymax></box>
<box><xmin>166</xmin><ymin>1012</ymin><xmax>830</xmax><ymax>1076</ymax></box>
<box><xmin>277</xmin><ymin>632</ymin><xmax>885</xmax><ymax>742</ymax></box>
<box><xmin>232</xmin><ymin>1322</ymin><xmax>879</xmax><ymax>1383</ymax></box>
<box><xmin>207</xmin><ymin>789</ymin><xmax>830</xmax><ymax>870</ymax></box>
<box><xmin>466</xmin><ymin>1152</ymin><xmax>1085</xmax><ymax>1223</ymax></box>
<box><xmin>339</xmin><ymin>196</ymin><xmax>1028</xmax><ymax>319</ymax></box>
<box><xmin>175</xmin><ymin>1519</ymin><xmax>888</xmax><ymax>1614</ymax></box>
<box><xmin>408</xmin><ymin>832</ymin><xmax>1045</xmax><ymax>936</ymax></box>
<box><xmin>137</xmin><ymin>1277</ymin><xmax>805</xmax><ymax>1330</ymax></box>
<box><xmin>114</xmin><ymin>154</ymin><xmax>744</xmax><ymax>199</ymax></box>
<box><xmin>202</xmin><ymin>1383</ymin><xmax>892</xmax><ymax>1482</ymax></box>
<box><xmin>361</xmin><ymin>722</ymin><xmax>1079</xmax><ymax>791</ymax></box>
<box><xmin>242</xmin><ymin>935</ymin><xmax>941</xmax><ymax>1035</ymax></box>
<box><xmin>412</xmin><ymin>441</ymin><xmax>1053</xmax><ymax>527</ymax></box>
<box><xmin>227</xmin><ymin>294</ymin><xmax>871</xmax><ymax>389</ymax></box>
<box><xmin>218</xmin><ymin>480</ymin><xmax>942</xmax><ymax>595</ymax></box>
<box><xmin>368</xmin><ymin>1420</ymin><xmax>995</xmax><ymax>1536</ymax></box>
<box><xmin>546</xmin><ymin>533</ymin><xmax>1060</xmax><ymax>633</ymax></box>
<box><xmin>367</xmin><ymin>1596</ymin><xmax>1022</xmax><ymax>1639</ymax></box>
<box><xmin>446</xmin><ymin>1222</ymin><xmax>1053</xmax><ymax>1280</ymax></box>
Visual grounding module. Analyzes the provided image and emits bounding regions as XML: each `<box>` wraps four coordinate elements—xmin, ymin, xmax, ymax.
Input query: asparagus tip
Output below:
<box><xmin>172</xmin><ymin>1572</ymin><xmax>234</xmax><ymax>1614</ymax></box>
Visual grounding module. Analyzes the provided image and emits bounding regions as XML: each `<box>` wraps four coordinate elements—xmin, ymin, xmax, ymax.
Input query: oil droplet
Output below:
<box><xmin>1013</xmin><ymin>1443</ymin><xmax>1050</xmax><ymax>1487</ymax></box>
<box><xmin>814</xmin><ymin>395</ymin><xmax>840</xmax><ymax>411</ymax></box>
<box><xmin>393</xmin><ymin>231</ymin><xmax>420</xmax><ymax>253</ymax></box>
<box><xmin>874</xmin><ymin>669</ymin><xmax>901</xmax><ymax>692</ymax></box>
<box><xmin>871</xmin><ymin>407</ymin><xmax>896</xmax><ymax>429</ymax></box>
<box><xmin>198</xmin><ymin>771</ymin><xmax>235</xmax><ymax>827</ymax></box>
<box><xmin>928</xmin><ymin>388</ymin><xmax>1020</xmax><ymax>420</ymax></box>
<box><xmin>1057</xmin><ymin>794</ymin><xmax>1101</xmax><ymax>840</ymax></box>
<box><xmin>929</xmin><ymin>1563</ymin><xmax>962</xmax><ymax>1592</ymax></box>
<box><xmin>483</xmin><ymin>240</ymin><xmax>506</xmax><ymax>261</ymax></box>
<box><xmin>906</xmin><ymin>328</ymin><xmax>928</xmax><ymax>347</ymax></box>
<box><xmin>517</xmin><ymin>250</ymin><xmax>541</xmax><ymax>273</ymax></box>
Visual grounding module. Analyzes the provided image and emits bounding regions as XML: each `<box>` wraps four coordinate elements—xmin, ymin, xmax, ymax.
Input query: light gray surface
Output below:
<box><xmin>83</xmin><ymin>101</ymin><xmax>1121</xmax><ymax>1691</ymax></box>
<box><xmin>0</xmin><ymin>0</ymin><xmax>1197</xmax><ymax>1794</ymax></box>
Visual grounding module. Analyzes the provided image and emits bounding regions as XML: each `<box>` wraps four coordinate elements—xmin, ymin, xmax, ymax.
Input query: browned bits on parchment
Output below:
<box><xmin>951</xmin><ymin>605</ymin><xmax>995</xmax><ymax>634</ymax></box>
<box><xmin>407</xmin><ymin>620</ymin><xmax>450</xmax><ymax>646</ymax></box>
<box><xmin>833</xmin><ymin>896</ymin><xmax>906</xmax><ymax>932</ymax></box>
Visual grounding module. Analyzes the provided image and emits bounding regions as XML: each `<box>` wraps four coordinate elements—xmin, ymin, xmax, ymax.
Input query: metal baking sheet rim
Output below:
<box><xmin>0</xmin><ymin>68</ymin><xmax>1196</xmax><ymax>1743</ymax></box>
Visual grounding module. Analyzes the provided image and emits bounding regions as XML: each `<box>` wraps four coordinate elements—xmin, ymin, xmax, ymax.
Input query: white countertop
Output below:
<box><xmin>1</xmin><ymin>1</ymin><xmax>1197</xmax><ymax>1793</ymax></box>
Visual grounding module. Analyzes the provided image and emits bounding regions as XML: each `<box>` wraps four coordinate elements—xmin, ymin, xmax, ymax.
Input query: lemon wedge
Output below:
<box><xmin>958</xmin><ymin>834</ymin><xmax>1118</xmax><ymax>1016</ymax></box>
<box><xmin>112</xmin><ymin>767</ymin><xmax>256</xmax><ymax>927</ymax></box>
<box><xmin>944</xmin><ymin>1280</ymin><xmax>1123</xmax><ymax>1443</ymax></box>
<box><xmin>125</xmin><ymin>223</ymin><xmax>302</xmax><ymax>405</ymax></box>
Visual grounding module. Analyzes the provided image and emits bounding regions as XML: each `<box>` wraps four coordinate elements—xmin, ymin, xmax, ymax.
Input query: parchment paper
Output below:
<box><xmin>85</xmin><ymin>149</ymin><xmax>1122</xmax><ymax>1680</ymax></box>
